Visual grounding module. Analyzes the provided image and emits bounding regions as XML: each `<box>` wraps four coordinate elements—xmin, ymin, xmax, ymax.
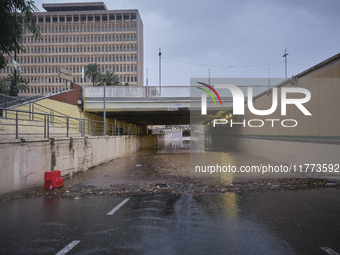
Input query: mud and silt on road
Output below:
<box><xmin>4</xmin><ymin>149</ymin><xmax>339</xmax><ymax>201</ymax></box>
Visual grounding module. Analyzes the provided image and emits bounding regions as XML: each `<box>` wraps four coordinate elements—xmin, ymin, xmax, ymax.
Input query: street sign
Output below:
<box><xmin>58</xmin><ymin>67</ymin><xmax>72</xmax><ymax>82</ymax></box>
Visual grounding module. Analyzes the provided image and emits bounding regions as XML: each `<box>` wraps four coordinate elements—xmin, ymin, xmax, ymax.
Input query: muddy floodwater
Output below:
<box><xmin>7</xmin><ymin>138</ymin><xmax>336</xmax><ymax>201</ymax></box>
<box><xmin>30</xmin><ymin>139</ymin><xmax>332</xmax><ymax>198</ymax></box>
<box><xmin>66</xmin><ymin>139</ymin><xmax>299</xmax><ymax>186</ymax></box>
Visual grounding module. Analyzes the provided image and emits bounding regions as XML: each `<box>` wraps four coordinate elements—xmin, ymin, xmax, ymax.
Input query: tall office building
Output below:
<box><xmin>0</xmin><ymin>2</ymin><xmax>143</xmax><ymax>95</ymax></box>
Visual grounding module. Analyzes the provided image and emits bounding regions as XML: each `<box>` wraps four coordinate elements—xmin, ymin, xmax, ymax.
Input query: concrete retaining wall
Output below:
<box><xmin>230</xmin><ymin>137</ymin><xmax>340</xmax><ymax>166</ymax></box>
<box><xmin>0</xmin><ymin>135</ymin><xmax>158</xmax><ymax>196</ymax></box>
<box><xmin>223</xmin><ymin>55</ymin><xmax>340</xmax><ymax>168</ymax></box>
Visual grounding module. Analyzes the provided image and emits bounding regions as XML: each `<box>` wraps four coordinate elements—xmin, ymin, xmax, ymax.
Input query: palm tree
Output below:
<box><xmin>97</xmin><ymin>70</ymin><xmax>121</xmax><ymax>86</ymax></box>
<box><xmin>84</xmin><ymin>63</ymin><xmax>100</xmax><ymax>86</ymax></box>
<box><xmin>0</xmin><ymin>79</ymin><xmax>9</xmax><ymax>95</ymax></box>
<box><xmin>0</xmin><ymin>73</ymin><xmax>29</xmax><ymax>95</ymax></box>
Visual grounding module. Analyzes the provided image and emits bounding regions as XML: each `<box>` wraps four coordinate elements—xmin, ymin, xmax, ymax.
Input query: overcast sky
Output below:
<box><xmin>34</xmin><ymin>0</ymin><xmax>340</xmax><ymax>86</ymax></box>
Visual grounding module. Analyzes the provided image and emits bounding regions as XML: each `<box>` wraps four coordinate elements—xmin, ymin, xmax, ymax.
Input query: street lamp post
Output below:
<box><xmin>159</xmin><ymin>47</ymin><xmax>161</xmax><ymax>95</ymax></box>
<box><xmin>10</xmin><ymin>10</ymin><xmax>18</xmax><ymax>97</ymax></box>
<box><xmin>103</xmin><ymin>78</ymin><xmax>106</xmax><ymax>135</ymax></box>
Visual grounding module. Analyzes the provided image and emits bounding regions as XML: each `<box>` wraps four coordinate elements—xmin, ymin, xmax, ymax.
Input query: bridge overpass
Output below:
<box><xmin>84</xmin><ymin>85</ymin><xmax>268</xmax><ymax>125</ymax></box>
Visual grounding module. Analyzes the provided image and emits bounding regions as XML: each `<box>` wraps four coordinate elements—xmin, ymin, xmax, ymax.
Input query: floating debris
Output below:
<box><xmin>1</xmin><ymin>178</ymin><xmax>338</xmax><ymax>202</ymax></box>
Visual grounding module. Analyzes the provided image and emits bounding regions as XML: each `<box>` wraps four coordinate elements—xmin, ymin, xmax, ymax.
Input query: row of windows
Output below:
<box><xmin>22</xmin><ymin>86</ymin><xmax>69</xmax><ymax>95</ymax></box>
<box><xmin>9</xmin><ymin>55</ymin><xmax>137</xmax><ymax>65</ymax></box>
<box><xmin>37</xmin><ymin>13</ymin><xmax>137</xmax><ymax>23</ymax></box>
<box><xmin>25</xmin><ymin>35</ymin><xmax>137</xmax><ymax>44</ymax></box>
<box><xmin>18</xmin><ymin>65</ymin><xmax>137</xmax><ymax>74</ymax></box>
<box><xmin>1</xmin><ymin>64</ymin><xmax>138</xmax><ymax>74</ymax></box>
<box><xmin>36</xmin><ymin>25</ymin><xmax>137</xmax><ymax>33</ymax></box>
<box><xmin>22</xmin><ymin>45</ymin><xmax>137</xmax><ymax>54</ymax></box>
<box><xmin>22</xmin><ymin>76</ymin><xmax>137</xmax><ymax>84</ymax></box>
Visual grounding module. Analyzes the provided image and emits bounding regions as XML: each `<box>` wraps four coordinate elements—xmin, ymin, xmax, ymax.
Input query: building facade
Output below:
<box><xmin>0</xmin><ymin>2</ymin><xmax>143</xmax><ymax>95</ymax></box>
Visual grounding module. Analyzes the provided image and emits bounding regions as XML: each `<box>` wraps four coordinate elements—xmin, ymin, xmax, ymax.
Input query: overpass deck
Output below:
<box><xmin>84</xmin><ymin>85</ymin><xmax>267</xmax><ymax>125</ymax></box>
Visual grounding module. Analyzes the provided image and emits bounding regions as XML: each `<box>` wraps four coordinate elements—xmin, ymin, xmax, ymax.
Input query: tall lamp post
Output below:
<box><xmin>159</xmin><ymin>47</ymin><xmax>161</xmax><ymax>95</ymax></box>
<box><xmin>10</xmin><ymin>10</ymin><xmax>18</xmax><ymax>96</ymax></box>
<box><xmin>103</xmin><ymin>78</ymin><xmax>106</xmax><ymax>135</ymax></box>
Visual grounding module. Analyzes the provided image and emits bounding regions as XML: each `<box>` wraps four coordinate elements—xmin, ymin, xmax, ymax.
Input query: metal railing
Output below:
<box><xmin>0</xmin><ymin>108</ymin><xmax>141</xmax><ymax>139</ymax></box>
<box><xmin>0</xmin><ymin>87</ymin><xmax>72</xmax><ymax>109</ymax></box>
<box><xmin>10</xmin><ymin>101</ymin><xmax>73</xmax><ymax>119</ymax></box>
<box><xmin>85</xmin><ymin>85</ymin><xmax>270</xmax><ymax>99</ymax></box>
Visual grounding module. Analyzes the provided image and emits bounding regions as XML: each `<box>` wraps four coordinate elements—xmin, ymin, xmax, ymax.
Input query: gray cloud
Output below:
<box><xmin>34</xmin><ymin>0</ymin><xmax>340</xmax><ymax>85</ymax></box>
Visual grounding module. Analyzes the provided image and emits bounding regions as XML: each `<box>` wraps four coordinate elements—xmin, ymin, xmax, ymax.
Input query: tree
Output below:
<box><xmin>97</xmin><ymin>70</ymin><xmax>121</xmax><ymax>86</ymax></box>
<box><xmin>0</xmin><ymin>72</ymin><xmax>29</xmax><ymax>95</ymax></box>
<box><xmin>0</xmin><ymin>79</ymin><xmax>9</xmax><ymax>95</ymax></box>
<box><xmin>84</xmin><ymin>63</ymin><xmax>100</xmax><ymax>86</ymax></box>
<box><xmin>0</xmin><ymin>0</ymin><xmax>41</xmax><ymax>68</ymax></box>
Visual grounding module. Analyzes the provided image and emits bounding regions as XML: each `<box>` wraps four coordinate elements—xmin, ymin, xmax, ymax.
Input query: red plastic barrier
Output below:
<box><xmin>44</xmin><ymin>170</ymin><xmax>64</xmax><ymax>190</ymax></box>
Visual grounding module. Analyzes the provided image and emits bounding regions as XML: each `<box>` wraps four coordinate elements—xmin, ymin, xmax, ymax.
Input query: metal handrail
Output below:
<box><xmin>85</xmin><ymin>85</ymin><xmax>271</xmax><ymax>99</ymax></box>
<box><xmin>0</xmin><ymin>108</ymin><xmax>141</xmax><ymax>139</ymax></box>
<box><xmin>0</xmin><ymin>87</ymin><xmax>72</xmax><ymax>109</ymax></box>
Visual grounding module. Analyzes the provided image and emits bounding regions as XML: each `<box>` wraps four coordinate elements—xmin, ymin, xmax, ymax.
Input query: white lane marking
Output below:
<box><xmin>56</xmin><ymin>240</ymin><xmax>81</xmax><ymax>255</ymax></box>
<box><xmin>321</xmin><ymin>247</ymin><xmax>340</xmax><ymax>255</ymax></box>
<box><xmin>107</xmin><ymin>198</ymin><xmax>130</xmax><ymax>215</ymax></box>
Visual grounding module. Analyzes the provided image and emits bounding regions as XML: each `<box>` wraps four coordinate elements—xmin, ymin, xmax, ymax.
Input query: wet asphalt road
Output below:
<box><xmin>0</xmin><ymin>188</ymin><xmax>340</xmax><ymax>255</ymax></box>
<box><xmin>1</xmin><ymin>140</ymin><xmax>340</xmax><ymax>255</ymax></box>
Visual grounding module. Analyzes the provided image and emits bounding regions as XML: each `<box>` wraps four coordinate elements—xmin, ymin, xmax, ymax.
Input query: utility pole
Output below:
<box><xmin>159</xmin><ymin>47</ymin><xmax>161</xmax><ymax>94</ymax></box>
<box><xmin>282</xmin><ymin>49</ymin><xmax>289</xmax><ymax>79</ymax></box>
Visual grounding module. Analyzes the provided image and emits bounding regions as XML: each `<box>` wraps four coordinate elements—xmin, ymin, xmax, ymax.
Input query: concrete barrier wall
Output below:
<box><xmin>224</xmin><ymin>55</ymin><xmax>340</xmax><ymax>166</ymax></box>
<box><xmin>0</xmin><ymin>135</ymin><xmax>158</xmax><ymax>196</ymax></box>
<box><xmin>230</xmin><ymin>137</ymin><xmax>340</xmax><ymax>166</ymax></box>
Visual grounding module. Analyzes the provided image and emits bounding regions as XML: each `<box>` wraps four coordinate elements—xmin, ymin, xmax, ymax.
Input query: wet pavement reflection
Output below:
<box><xmin>0</xmin><ymin>138</ymin><xmax>339</xmax><ymax>254</ymax></box>
<box><xmin>64</xmin><ymin>140</ymin><xmax>192</xmax><ymax>188</ymax></box>
<box><xmin>64</xmin><ymin>138</ymin><xmax>305</xmax><ymax>189</ymax></box>
<box><xmin>0</xmin><ymin>188</ymin><xmax>339</xmax><ymax>254</ymax></box>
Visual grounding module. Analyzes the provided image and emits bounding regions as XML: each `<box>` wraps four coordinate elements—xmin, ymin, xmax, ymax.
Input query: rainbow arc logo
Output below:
<box><xmin>196</xmin><ymin>82</ymin><xmax>223</xmax><ymax>106</ymax></box>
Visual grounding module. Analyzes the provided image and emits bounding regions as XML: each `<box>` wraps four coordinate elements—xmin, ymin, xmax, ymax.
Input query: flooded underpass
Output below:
<box><xmin>56</xmin><ymin>137</ymin><xmax>336</xmax><ymax>197</ymax></box>
<box><xmin>1</xmin><ymin>137</ymin><xmax>340</xmax><ymax>255</ymax></box>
